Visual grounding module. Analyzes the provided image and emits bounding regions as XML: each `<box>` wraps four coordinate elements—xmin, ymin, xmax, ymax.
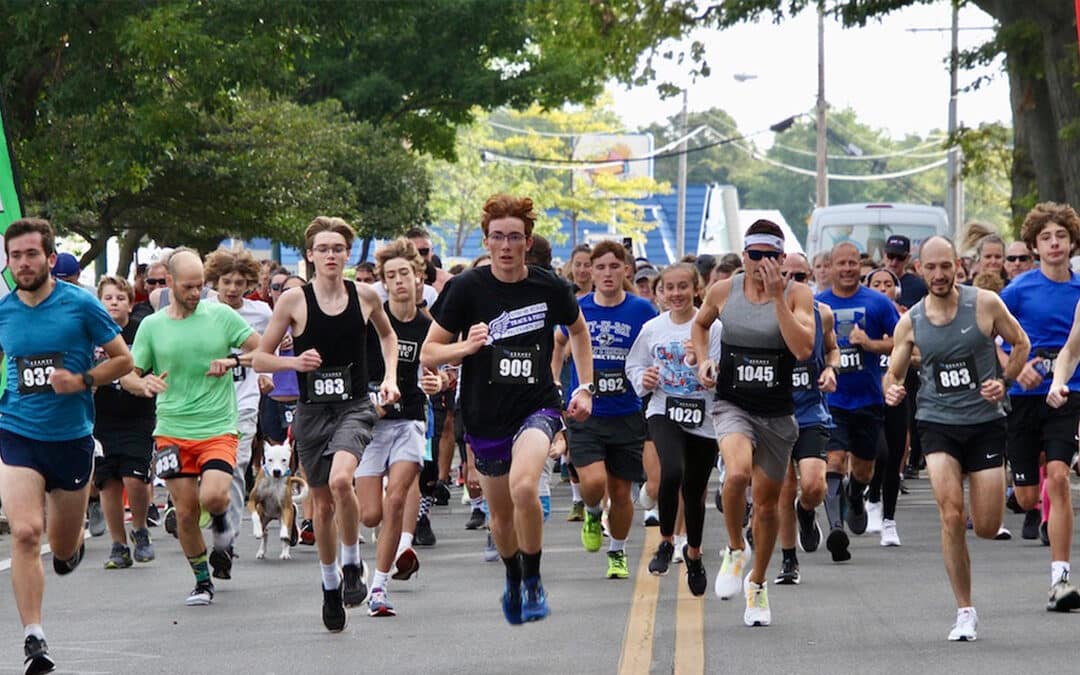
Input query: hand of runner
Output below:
<box><xmin>641</xmin><ymin>365</ymin><xmax>660</xmax><ymax>390</ymax></box>
<box><xmin>848</xmin><ymin>324</ymin><xmax>868</xmax><ymax>346</ymax></box>
<box><xmin>279</xmin><ymin>333</ymin><xmax>294</xmax><ymax>352</ymax></box>
<box><xmin>979</xmin><ymin>378</ymin><xmax>1006</xmax><ymax>403</ymax></box>
<box><xmin>46</xmin><ymin>368</ymin><xmax>86</xmax><ymax>394</ymax></box>
<box><xmin>258</xmin><ymin>375</ymin><xmax>274</xmax><ymax>395</ymax></box>
<box><xmin>760</xmin><ymin>257</ymin><xmax>786</xmax><ymax>300</ymax></box>
<box><xmin>818</xmin><ymin>365</ymin><xmax>837</xmax><ymax>393</ymax></box>
<box><xmin>548</xmin><ymin>430</ymin><xmax>567</xmax><ymax>459</ymax></box>
<box><xmin>379</xmin><ymin>379</ymin><xmax>401</xmax><ymax>406</ymax></box>
<box><xmin>697</xmin><ymin>358</ymin><xmax>717</xmax><ymax>389</ymax></box>
<box><xmin>682</xmin><ymin>339</ymin><xmax>698</xmax><ymax>366</ymax></box>
<box><xmin>206</xmin><ymin>358</ymin><xmax>234</xmax><ymax>377</ymax></box>
<box><xmin>566</xmin><ymin>389</ymin><xmax>592</xmax><ymax>422</ymax></box>
<box><xmin>292</xmin><ymin>348</ymin><xmax>322</xmax><ymax>373</ymax></box>
<box><xmin>464</xmin><ymin>322</ymin><xmax>489</xmax><ymax>355</ymax></box>
<box><xmin>138</xmin><ymin>372</ymin><xmax>168</xmax><ymax>397</ymax></box>
<box><xmin>1047</xmin><ymin>383</ymin><xmax>1070</xmax><ymax>408</ymax></box>
<box><xmin>1016</xmin><ymin>358</ymin><xmax>1045</xmax><ymax>391</ymax></box>
<box><xmin>419</xmin><ymin>367</ymin><xmax>442</xmax><ymax>395</ymax></box>
<box><xmin>884</xmin><ymin>383</ymin><xmax>907</xmax><ymax>406</ymax></box>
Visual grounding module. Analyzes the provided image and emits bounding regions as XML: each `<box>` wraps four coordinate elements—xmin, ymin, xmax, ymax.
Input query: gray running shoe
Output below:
<box><xmin>130</xmin><ymin>527</ymin><xmax>155</xmax><ymax>563</ymax></box>
<box><xmin>104</xmin><ymin>543</ymin><xmax>133</xmax><ymax>570</ymax></box>
<box><xmin>87</xmin><ymin>500</ymin><xmax>106</xmax><ymax>537</ymax></box>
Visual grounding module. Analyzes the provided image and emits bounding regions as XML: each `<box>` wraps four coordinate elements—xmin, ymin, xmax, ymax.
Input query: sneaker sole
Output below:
<box><xmin>774</xmin><ymin>574</ymin><xmax>800</xmax><ymax>585</ymax></box>
<box><xmin>185</xmin><ymin>596</ymin><xmax>213</xmax><ymax>607</ymax></box>
<box><xmin>648</xmin><ymin>567</ymin><xmax>669</xmax><ymax>576</ymax></box>
<box><xmin>826</xmin><ymin>529</ymin><xmax>851</xmax><ymax>563</ymax></box>
<box><xmin>368</xmin><ymin>606</ymin><xmax>396</xmax><ymax>617</ymax></box>
<box><xmin>209</xmin><ymin>550</ymin><xmax>232</xmax><ymax>580</ymax></box>
<box><xmin>391</xmin><ymin>559</ymin><xmax>419</xmax><ymax>581</ymax></box>
<box><xmin>948</xmin><ymin>634</ymin><xmax>976</xmax><ymax>641</ymax></box>
<box><xmin>1047</xmin><ymin>589</ymin><xmax>1080</xmax><ymax>612</ymax></box>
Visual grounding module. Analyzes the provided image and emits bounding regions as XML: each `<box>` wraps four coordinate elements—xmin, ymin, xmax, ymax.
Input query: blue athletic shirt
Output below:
<box><xmin>793</xmin><ymin>303</ymin><xmax>834</xmax><ymax>429</ymax></box>
<box><xmin>1000</xmin><ymin>268</ymin><xmax>1080</xmax><ymax>396</ymax></box>
<box><xmin>815</xmin><ymin>286</ymin><xmax>898</xmax><ymax>411</ymax></box>
<box><xmin>0</xmin><ymin>282</ymin><xmax>121</xmax><ymax>441</ymax></box>
<box><xmin>563</xmin><ymin>292</ymin><xmax>657</xmax><ymax>417</ymax></box>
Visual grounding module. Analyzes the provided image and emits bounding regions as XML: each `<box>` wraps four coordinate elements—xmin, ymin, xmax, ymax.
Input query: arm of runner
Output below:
<box><xmin>565</xmin><ymin>310</ymin><xmax>593</xmax><ymax>422</ymax></box>
<box><xmin>883</xmin><ymin>313</ymin><xmax>914</xmax><ymax>406</ymax></box>
<box><xmin>763</xmin><ymin>258</ymin><xmax>814</xmax><ymax>361</ymax></box>
<box><xmin>49</xmin><ymin>333</ymin><xmax>134</xmax><ymax>394</ymax></box>
<box><xmin>1047</xmin><ymin>299</ymin><xmax>1080</xmax><ymax>408</ymax></box>
<box><xmin>253</xmin><ymin>288</ymin><xmax>321</xmax><ymax>373</ymax></box>
<box><xmin>625</xmin><ymin>323</ymin><xmax>657</xmax><ymax>396</ymax></box>
<box><xmin>819</xmin><ymin>304</ymin><xmax>839</xmax><ymax>393</ymax></box>
<box><xmin>207</xmin><ymin>332</ymin><xmax>260</xmax><ymax>377</ymax></box>
<box><xmin>367</xmin><ymin>297</ymin><xmax>401</xmax><ymax>405</ymax></box>
<box><xmin>848</xmin><ymin>323</ymin><xmax>894</xmax><ymax>355</ymax></box>
<box><xmin>692</xmin><ymin>281</ymin><xmax>725</xmax><ymax>388</ymax></box>
<box><xmin>551</xmin><ymin>328</ymin><xmax>569</xmax><ymax>382</ymax></box>
<box><xmin>421</xmin><ymin>321</ymin><xmax>486</xmax><ymax>370</ymax></box>
<box><xmin>122</xmin><ymin>367</ymin><xmax>167</xmax><ymax>397</ymax></box>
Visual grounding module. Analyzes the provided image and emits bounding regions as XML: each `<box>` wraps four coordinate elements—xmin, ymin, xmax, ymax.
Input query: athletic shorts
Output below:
<box><xmin>154</xmin><ymin>433</ymin><xmax>238</xmax><ymax>478</ymax></box>
<box><xmin>567</xmin><ymin>412</ymin><xmax>646</xmax><ymax>483</ymax></box>
<box><xmin>792</xmin><ymin>425</ymin><xmax>830</xmax><ymax>462</ymax></box>
<box><xmin>259</xmin><ymin>396</ymin><xmax>297</xmax><ymax>444</ymax></box>
<box><xmin>1006</xmin><ymin>394</ymin><xmax>1080</xmax><ymax>487</ymax></box>
<box><xmin>0</xmin><ymin>430</ymin><xmax>94</xmax><ymax>492</ymax></box>
<box><xmin>293</xmin><ymin>398</ymin><xmax>378</xmax><ymax>488</ymax></box>
<box><xmin>355</xmin><ymin>419</ymin><xmax>426</xmax><ymax>478</ymax></box>
<box><xmin>918</xmin><ymin>418</ymin><xmax>1006</xmax><ymax>475</ymax></box>
<box><xmin>828</xmin><ymin>406</ymin><xmax>884</xmax><ymax>461</ymax></box>
<box><xmin>466</xmin><ymin>408</ymin><xmax>563</xmax><ymax>478</ymax></box>
<box><xmin>711</xmin><ymin>400</ymin><xmax>798</xmax><ymax>483</ymax></box>
<box><xmin>94</xmin><ymin>428</ymin><xmax>153</xmax><ymax>488</ymax></box>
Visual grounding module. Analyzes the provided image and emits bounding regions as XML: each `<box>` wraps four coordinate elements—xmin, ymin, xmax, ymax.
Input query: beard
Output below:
<box><xmin>15</xmin><ymin>267</ymin><xmax>50</xmax><ymax>292</ymax></box>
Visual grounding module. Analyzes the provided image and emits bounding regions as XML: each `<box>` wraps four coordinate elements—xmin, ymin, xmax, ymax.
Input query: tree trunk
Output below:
<box><xmin>115</xmin><ymin>227</ymin><xmax>144</xmax><ymax>277</ymax></box>
<box><xmin>360</xmin><ymin>236</ymin><xmax>372</xmax><ymax>262</ymax></box>
<box><xmin>77</xmin><ymin>235</ymin><xmax>107</xmax><ymax>273</ymax></box>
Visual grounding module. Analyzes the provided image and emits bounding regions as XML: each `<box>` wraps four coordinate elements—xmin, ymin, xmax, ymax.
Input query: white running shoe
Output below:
<box><xmin>865</xmin><ymin>500</ymin><xmax>884</xmax><ymax>534</ymax></box>
<box><xmin>880</xmin><ymin>519</ymin><xmax>901</xmax><ymax>547</ymax></box>
<box><xmin>947</xmin><ymin>607</ymin><xmax>977</xmax><ymax>641</ymax></box>
<box><xmin>638</xmin><ymin>484</ymin><xmax>657</xmax><ymax>510</ymax></box>
<box><xmin>743</xmin><ymin>577</ymin><xmax>771</xmax><ymax>627</ymax></box>
<box><xmin>714</xmin><ymin>547</ymin><xmax>751</xmax><ymax>600</ymax></box>
<box><xmin>672</xmin><ymin>535</ymin><xmax>687</xmax><ymax>564</ymax></box>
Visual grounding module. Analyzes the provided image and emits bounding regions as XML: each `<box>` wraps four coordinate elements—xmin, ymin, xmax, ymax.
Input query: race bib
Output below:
<box><xmin>232</xmin><ymin>365</ymin><xmax>247</xmax><ymax>382</ymax></box>
<box><xmin>491</xmin><ymin>346</ymin><xmax>539</xmax><ymax>385</ymax></box>
<box><xmin>595</xmin><ymin>370</ymin><xmax>628</xmax><ymax>397</ymax></box>
<box><xmin>17</xmin><ymin>353</ymin><xmax>63</xmax><ymax>395</ymax></box>
<box><xmin>879</xmin><ymin>353</ymin><xmax>891</xmax><ymax>370</ymax></box>
<box><xmin>1036</xmin><ymin>349</ymin><xmax>1059</xmax><ymax>376</ymax></box>
<box><xmin>665</xmin><ymin>396</ymin><xmax>705</xmax><ymax>428</ymax></box>
<box><xmin>306</xmin><ymin>366</ymin><xmax>353</xmax><ymax>402</ymax></box>
<box><xmin>837</xmin><ymin>346</ymin><xmax>864</xmax><ymax>374</ymax></box>
<box><xmin>934</xmin><ymin>355</ymin><xmax>978</xmax><ymax>394</ymax></box>
<box><xmin>153</xmin><ymin>444</ymin><xmax>181</xmax><ymax>479</ymax></box>
<box><xmin>732</xmin><ymin>353</ymin><xmax>780</xmax><ymax>389</ymax></box>
<box><xmin>791</xmin><ymin>364</ymin><xmax>814</xmax><ymax>391</ymax></box>
<box><xmin>281</xmin><ymin>402</ymin><xmax>296</xmax><ymax>427</ymax></box>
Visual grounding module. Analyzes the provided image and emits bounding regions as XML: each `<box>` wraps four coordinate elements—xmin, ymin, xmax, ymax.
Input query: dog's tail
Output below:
<box><xmin>289</xmin><ymin>476</ymin><xmax>309</xmax><ymax>504</ymax></box>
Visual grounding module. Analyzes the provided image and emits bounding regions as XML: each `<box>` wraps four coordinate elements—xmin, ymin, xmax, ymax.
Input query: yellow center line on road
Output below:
<box><xmin>674</xmin><ymin>550</ymin><xmax>704</xmax><ymax>675</ymax></box>
<box><xmin>618</xmin><ymin>527</ymin><xmax>661</xmax><ymax>675</ymax></box>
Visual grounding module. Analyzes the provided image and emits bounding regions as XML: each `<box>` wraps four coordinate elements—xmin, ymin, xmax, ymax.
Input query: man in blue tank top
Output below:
<box><xmin>254</xmin><ymin>216</ymin><xmax>401</xmax><ymax>633</ymax></box>
<box><xmin>1000</xmin><ymin>202</ymin><xmax>1080</xmax><ymax>613</ymax></box>
<box><xmin>885</xmin><ymin>235</ymin><xmax>1030</xmax><ymax>641</ymax></box>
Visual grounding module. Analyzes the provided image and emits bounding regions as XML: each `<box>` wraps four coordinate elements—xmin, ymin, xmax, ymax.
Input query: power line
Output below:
<box><xmin>771</xmin><ymin>139</ymin><xmax>948</xmax><ymax>161</ymax></box>
<box><xmin>486</xmin><ymin>119</ymin><xmax>635</xmax><ymax>138</ymax></box>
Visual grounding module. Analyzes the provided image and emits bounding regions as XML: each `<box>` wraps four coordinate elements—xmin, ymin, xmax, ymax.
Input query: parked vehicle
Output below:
<box><xmin>806</xmin><ymin>203</ymin><xmax>950</xmax><ymax>262</ymax></box>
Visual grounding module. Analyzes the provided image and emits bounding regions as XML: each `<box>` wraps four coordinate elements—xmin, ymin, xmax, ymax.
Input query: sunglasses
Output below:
<box><xmin>1005</xmin><ymin>255</ymin><xmax>1031</xmax><ymax>262</ymax></box>
<box><xmin>417</xmin><ymin>247</ymin><xmax>431</xmax><ymax>256</ymax></box>
<box><xmin>146</xmin><ymin>278</ymin><xmax>166</xmax><ymax>286</ymax></box>
<box><xmin>782</xmin><ymin>271</ymin><xmax>809</xmax><ymax>282</ymax></box>
<box><xmin>270</xmin><ymin>283</ymin><xmax>284</xmax><ymax>291</ymax></box>
<box><xmin>885</xmin><ymin>252</ymin><xmax>907</xmax><ymax>261</ymax></box>
<box><xmin>746</xmin><ymin>250</ymin><xmax>782</xmax><ymax>261</ymax></box>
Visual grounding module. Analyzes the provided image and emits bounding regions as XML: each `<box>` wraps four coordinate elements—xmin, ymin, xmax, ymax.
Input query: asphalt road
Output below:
<box><xmin>0</xmin><ymin>476</ymin><xmax>1076</xmax><ymax>674</ymax></box>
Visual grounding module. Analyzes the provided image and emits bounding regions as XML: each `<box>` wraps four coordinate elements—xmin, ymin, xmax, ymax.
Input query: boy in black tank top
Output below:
<box><xmin>253</xmin><ymin>217</ymin><xmax>401</xmax><ymax>633</ymax></box>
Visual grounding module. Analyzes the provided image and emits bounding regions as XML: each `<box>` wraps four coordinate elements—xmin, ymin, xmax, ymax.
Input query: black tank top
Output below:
<box><xmin>294</xmin><ymin>282</ymin><xmax>368</xmax><ymax>404</ymax></box>
<box><xmin>366</xmin><ymin>302</ymin><xmax>430</xmax><ymax>421</ymax></box>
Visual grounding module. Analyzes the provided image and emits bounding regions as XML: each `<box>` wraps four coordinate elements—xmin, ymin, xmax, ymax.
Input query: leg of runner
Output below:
<box><xmin>168</xmin><ymin>477</ymin><xmax>215</xmax><ymax>605</ymax></box>
<box><xmin>368</xmin><ymin>461</ymin><xmax>417</xmax><ymax>617</ymax></box>
<box><xmin>926</xmin><ymin>453</ymin><xmax>974</xmax><ymax>638</ymax></box>
<box><xmin>679</xmin><ymin>434</ymin><xmax>716</xmax><ymax>596</ymax></box>
<box><xmin>125</xmin><ymin>475</ymin><xmax>155</xmax><ymax>563</ymax></box>
<box><xmin>648</xmin><ymin>417</ymin><xmax>682</xmax><ymax>575</ymax></box>
<box><xmin>509</xmin><ymin>428</ymin><xmax>553</xmax><ymax>621</ymax></box>
<box><xmin>879</xmin><ymin>401</ymin><xmax>908</xmax><ymax>546</ymax></box>
<box><xmin>199</xmin><ymin>468</ymin><xmax>235</xmax><ymax>581</ymax></box>
<box><xmin>2</xmin><ymin>468</ymin><xmax>48</xmax><ymax>627</ymax></box>
<box><xmin>327</xmin><ymin>451</ymin><xmax>366</xmax><ymax>608</ymax></box>
<box><xmin>747</xmin><ymin>466</ymin><xmax>783</xmax><ymax>586</ymax></box>
<box><xmin>715</xmin><ymin>433</ymin><xmax>752</xmax><ymax>600</ymax></box>
<box><xmin>776</xmin><ymin>463</ymin><xmax>800</xmax><ymax>585</ymax></box>
<box><xmin>641</xmin><ymin>439</ymin><xmax>660</xmax><ymax>524</ymax></box>
<box><xmin>1045</xmin><ymin>457</ymin><xmax>1074</xmax><ymax>583</ymax></box>
<box><xmin>99</xmin><ymin>480</ymin><xmax>132</xmax><ymax>568</ymax></box>
<box><xmin>575</xmin><ymin>460</ymin><xmax>608</xmax><ymax>555</ymax></box>
<box><xmin>393</xmin><ymin>478</ymin><xmax>421</xmax><ymax>580</ymax></box>
<box><xmin>479</xmin><ymin>473</ymin><xmax>523</xmax><ymax>624</ymax></box>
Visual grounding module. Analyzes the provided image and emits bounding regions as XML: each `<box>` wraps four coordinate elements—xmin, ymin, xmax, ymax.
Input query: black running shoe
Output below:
<box><xmin>342</xmin><ymin>562</ymin><xmax>369</xmax><ymax>608</ymax></box>
<box><xmin>289</xmin><ymin>519</ymin><xmax>299</xmax><ymax>547</ymax></box>
<box><xmin>683</xmin><ymin>546</ymin><xmax>707</xmax><ymax>597</ymax></box>
<box><xmin>648</xmin><ymin>540</ymin><xmax>675</xmax><ymax>576</ymax></box>
<box><xmin>23</xmin><ymin>635</ymin><xmax>54</xmax><ymax>675</ymax></box>
<box><xmin>714</xmin><ymin>487</ymin><xmax>723</xmax><ymax>513</ymax></box>
<box><xmin>415</xmin><ymin>515</ymin><xmax>436</xmax><ymax>547</ymax></box>
<box><xmin>146</xmin><ymin>502</ymin><xmax>161</xmax><ymax>528</ymax></box>
<box><xmin>209</xmin><ymin>548</ymin><xmax>232</xmax><ymax>580</ymax></box>
<box><xmin>164</xmin><ymin>506</ymin><xmax>178</xmax><ymax>539</ymax></box>
<box><xmin>775</xmin><ymin>557</ymin><xmax>800</xmax><ymax>585</ymax></box>
<box><xmin>845</xmin><ymin>483</ymin><xmax>868</xmax><ymax>535</ymax></box>
<box><xmin>745</xmin><ymin>525</ymin><xmax>754</xmax><ymax>550</ymax></box>
<box><xmin>1022</xmin><ymin>509</ymin><xmax>1040</xmax><ymax>540</ymax></box>
<box><xmin>465</xmin><ymin>508</ymin><xmax>486</xmax><ymax>530</ymax></box>
<box><xmin>742</xmin><ymin>503</ymin><xmax>752</xmax><ymax>528</ymax></box>
<box><xmin>322</xmin><ymin>583</ymin><xmax>347</xmax><ymax>632</ymax></box>
<box><xmin>1006</xmin><ymin>490</ymin><xmax>1024</xmax><ymax>514</ymax></box>
<box><xmin>1039</xmin><ymin>520</ymin><xmax>1050</xmax><ymax>547</ymax></box>
<box><xmin>433</xmin><ymin>480</ymin><xmax>451</xmax><ymax>506</ymax></box>
<box><xmin>826</xmin><ymin>527</ymin><xmax>851</xmax><ymax>563</ymax></box>
<box><xmin>795</xmin><ymin>500</ymin><xmax>822</xmax><ymax>553</ymax></box>
<box><xmin>52</xmin><ymin>542</ymin><xmax>84</xmax><ymax>576</ymax></box>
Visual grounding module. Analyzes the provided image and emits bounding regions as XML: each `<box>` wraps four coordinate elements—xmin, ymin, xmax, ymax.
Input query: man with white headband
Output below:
<box><xmin>692</xmin><ymin>220</ymin><xmax>815</xmax><ymax>627</ymax></box>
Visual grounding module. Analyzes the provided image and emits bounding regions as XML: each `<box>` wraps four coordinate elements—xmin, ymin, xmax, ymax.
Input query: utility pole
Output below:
<box><xmin>815</xmin><ymin>1</ymin><xmax>828</xmax><ymax>207</ymax></box>
<box><xmin>676</xmin><ymin>89</ymin><xmax>688</xmax><ymax>258</ymax></box>
<box><xmin>946</xmin><ymin>0</ymin><xmax>963</xmax><ymax>234</ymax></box>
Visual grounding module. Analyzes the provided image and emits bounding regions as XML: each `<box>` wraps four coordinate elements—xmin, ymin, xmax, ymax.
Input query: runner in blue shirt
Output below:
<box><xmin>0</xmin><ymin>219</ymin><xmax>133</xmax><ymax>675</ymax></box>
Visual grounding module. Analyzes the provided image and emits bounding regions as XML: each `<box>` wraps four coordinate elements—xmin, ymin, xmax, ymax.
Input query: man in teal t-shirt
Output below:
<box><xmin>127</xmin><ymin>249</ymin><xmax>260</xmax><ymax>607</ymax></box>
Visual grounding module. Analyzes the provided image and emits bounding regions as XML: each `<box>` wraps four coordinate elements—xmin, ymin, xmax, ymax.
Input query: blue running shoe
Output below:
<box><xmin>502</xmin><ymin>580</ymin><xmax>524</xmax><ymax>625</ymax></box>
<box><xmin>522</xmin><ymin>576</ymin><xmax>550</xmax><ymax>623</ymax></box>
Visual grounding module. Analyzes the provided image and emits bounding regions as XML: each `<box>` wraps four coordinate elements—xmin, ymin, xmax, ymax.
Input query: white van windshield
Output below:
<box><xmin>822</xmin><ymin>223</ymin><xmax>939</xmax><ymax>261</ymax></box>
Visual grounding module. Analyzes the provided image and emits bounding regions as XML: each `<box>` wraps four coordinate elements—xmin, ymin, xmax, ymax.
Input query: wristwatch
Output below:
<box><xmin>232</xmin><ymin>354</ymin><xmax>242</xmax><ymax>368</ymax></box>
<box><xmin>572</xmin><ymin>382</ymin><xmax>596</xmax><ymax>397</ymax></box>
<box><xmin>81</xmin><ymin>372</ymin><xmax>95</xmax><ymax>389</ymax></box>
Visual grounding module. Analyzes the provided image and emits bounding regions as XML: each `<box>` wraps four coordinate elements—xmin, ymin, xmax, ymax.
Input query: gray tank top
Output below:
<box><xmin>911</xmin><ymin>284</ymin><xmax>1004</xmax><ymax>424</ymax></box>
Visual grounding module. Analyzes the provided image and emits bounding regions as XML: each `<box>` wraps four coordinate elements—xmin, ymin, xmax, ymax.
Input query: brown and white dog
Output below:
<box><xmin>248</xmin><ymin>442</ymin><xmax>308</xmax><ymax>560</ymax></box>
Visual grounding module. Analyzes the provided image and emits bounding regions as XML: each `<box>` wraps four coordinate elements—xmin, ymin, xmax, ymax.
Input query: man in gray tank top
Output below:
<box><xmin>884</xmin><ymin>235</ymin><xmax>1029</xmax><ymax>643</ymax></box>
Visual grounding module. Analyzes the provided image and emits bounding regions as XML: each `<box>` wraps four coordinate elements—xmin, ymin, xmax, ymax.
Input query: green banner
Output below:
<box><xmin>0</xmin><ymin>96</ymin><xmax>22</xmax><ymax>294</ymax></box>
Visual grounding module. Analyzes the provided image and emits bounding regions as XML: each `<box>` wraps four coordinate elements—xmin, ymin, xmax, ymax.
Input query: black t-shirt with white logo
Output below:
<box><xmin>432</xmin><ymin>266</ymin><xmax>579</xmax><ymax>439</ymax></box>
<box><xmin>366</xmin><ymin>302</ymin><xmax>430</xmax><ymax>421</ymax></box>
<box><xmin>94</xmin><ymin>318</ymin><xmax>155</xmax><ymax>433</ymax></box>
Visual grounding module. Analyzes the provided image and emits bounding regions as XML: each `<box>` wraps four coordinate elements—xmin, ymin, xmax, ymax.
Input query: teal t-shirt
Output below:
<box><xmin>131</xmin><ymin>301</ymin><xmax>253</xmax><ymax>439</ymax></box>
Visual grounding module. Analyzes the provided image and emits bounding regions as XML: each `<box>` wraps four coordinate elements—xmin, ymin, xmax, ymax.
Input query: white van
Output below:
<box><xmin>805</xmin><ymin>203</ymin><xmax>950</xmax><ymax>262</ymax></box>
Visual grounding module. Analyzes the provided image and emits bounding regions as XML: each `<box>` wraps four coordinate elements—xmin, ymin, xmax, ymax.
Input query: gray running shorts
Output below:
<box><xmin>711</xmin><ymin>399</ymin><xmax>797</xmax><ymax>483</ymax></box>
<box><xmin>293</xmin><ymin>398</ymin><xmax>378</xmax><ymax>488</ymax></box>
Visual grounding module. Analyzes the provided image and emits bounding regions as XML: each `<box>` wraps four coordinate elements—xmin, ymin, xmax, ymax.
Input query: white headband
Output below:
<box><xmin>744</xmin><ymin>234</ymin><xmax>784</xmax><ymax>251</ymax></box>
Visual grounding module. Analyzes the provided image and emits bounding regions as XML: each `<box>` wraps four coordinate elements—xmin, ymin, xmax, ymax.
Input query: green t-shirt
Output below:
<box><xmin>131</xmin><ymin>301</ymin><xmax>254</xmax><ymax>440</ymax></box>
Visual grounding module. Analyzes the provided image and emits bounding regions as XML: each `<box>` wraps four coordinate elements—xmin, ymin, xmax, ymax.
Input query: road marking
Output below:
<box><xmin>675</xmin><ymin>551</ymin><xmax>704</xmax><ymax>674</ymax></box>
<box><xmin>618</xmin><ymin>527</ymin><xmax>661</xmax><ymax>675</ymax></box>
<box><xmin>0</xmin><ymin>544</ymin><xmax>51</xmax><ymax>573</ymax></box>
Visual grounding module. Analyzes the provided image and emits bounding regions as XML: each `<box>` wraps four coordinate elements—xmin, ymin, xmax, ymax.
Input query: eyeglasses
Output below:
<box><xmin>1005</xmin><ymin>255</ymin><xmax>1031</xmax><ymax>263</ymax></box>
<box><xmin>885</xmin><ymin>252</ymin><xmax>907</xmax><ymax>261</ymax></box>
<box><xmin>270</xmin><ymin>283</ymin><xmax>284</xmax><ymax>291</ymax></box>
<box><xmin>781</xmin><ymin>271</ymin><xmax>809</xmax><ymax>282</ymax></box>
<box><xmin>313</xmin><ymin>245</ymin><xmax>348</xmax><ymax>255</ymax></box>
<box><xmin>416</xmin><ymin>247</ymin><xmax>431</xmax><ymax>256</ymax></box>
<box><xmin>746</xmin><ymin>250</ymin><xmax>781</xmax><ymax>261</ymax></box>
<box><xmin>487</xmin><ymin>232</ymin><xmax>527</xmax><ymax>244</ymax></box>
<box><xmin>146</xmin><ymin>278</ymin><xmax>166</xmax><ymax>286</ymax></box>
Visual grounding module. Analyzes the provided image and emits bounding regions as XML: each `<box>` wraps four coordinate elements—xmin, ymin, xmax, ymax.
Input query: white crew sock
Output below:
<box><xmin>321</xmin><ymin>562</ymin><xmax>341</xmax><ymax>589</ymax></box>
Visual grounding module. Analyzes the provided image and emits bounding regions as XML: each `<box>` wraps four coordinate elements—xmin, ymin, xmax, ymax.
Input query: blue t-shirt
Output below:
<box><xmin>565</xmin><ymin>293</ymin><xmax>657</xmax><ymax>417</ymax></box>
<box><xmin>1000</xmin><ymin>268</ymin><xmax>1080</xmax><ymax>396</ymax></box>
<box><xmin>815</xmin><ymin>286</ymin><xmax>898</xmax><ymax>411</ymax></box>
<box><xmin>0</xmin><ymin>282</ymin><xmax>121</xmax><ymax>441</ymax></box>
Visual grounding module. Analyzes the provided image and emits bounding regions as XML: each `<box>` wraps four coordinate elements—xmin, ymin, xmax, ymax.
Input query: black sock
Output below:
<box><xmin>824</xmin><ymin>472</ymin><xmax>843</xmax><ymax>529</ymax></box>
<box><xmin>88</xmin><ymin>496</ymin><xmax>100</xmax><ymax>504</ymax></box>
<box><xmin>521</xmin><ymin>550</ymin><xmax>542</xmax><ymax>579</ymax></box>
<box><xmin>211</xmin><ymin>512</ymin><xmax>228</xmax><ymax>533</ymax></box>
<box><xmin>849</xmin><ymin>478</ymin><xmax>867</xmax><ymax>503</ymax></box>
<box><xmin>502</xmin><ymin>553</ymin><xmax>522</xmax><ymax>583</ymax></box>
<box><xmin>782</xmin><ymin>547</ymin><xmax>797</xmax><ymax>564</ymax></box>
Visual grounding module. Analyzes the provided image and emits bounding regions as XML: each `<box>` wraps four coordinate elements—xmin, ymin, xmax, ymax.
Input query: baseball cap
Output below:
<box><xmin>634</xmin><ymin>267</ymin><xmax>659</xmax><ymax>284</ymax></box>
<box><xmin>884</xmin><ymin>235</ymin><xmax>911</xmax><ymax>257</ymax></box>
<box><xmin>694</xmin><ymin>254</ymin><xmax>716</xmax><ymax>280</ymax></box>
<box><xmin>52</xmin><ymin>252</ymin><xmax>81</xmax><ymax>278</ymax></box>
